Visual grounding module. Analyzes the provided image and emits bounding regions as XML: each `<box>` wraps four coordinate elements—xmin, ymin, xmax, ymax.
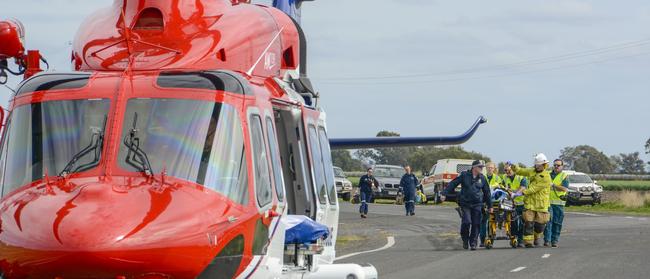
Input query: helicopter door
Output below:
<box><xmin>271</xmin><ymin>107</ymin><xmax>316</xmax><ymax>219</ymax></box>
<box><xmin>305</xmin><ymin>123</ymin><xmax>329</xmax><ymax>223</ymax></box>
<box><xmin>316</xmin><ymin>123</ymin><xmax>339</xmax><ymax>264</ymax></box>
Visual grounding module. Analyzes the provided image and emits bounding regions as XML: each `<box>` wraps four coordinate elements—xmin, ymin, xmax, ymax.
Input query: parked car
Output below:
<box><xmin>421</xmin><ymin>159</ymin><xmax>485</xmax><ymax>203</ymax></box>
<box><xmin>372</xmin><ymin>165</ymin><xmax>405</xmax><ymax>199</ymax></box>
<box><xmin>333</xmin><ymin>166</ymin><xmax>353</xmax><ymax>200</ymax></box>
<box><xmin>564</xmin><ymin>171</ymin><xmax>603</xmax><ymax>205</ymax></box>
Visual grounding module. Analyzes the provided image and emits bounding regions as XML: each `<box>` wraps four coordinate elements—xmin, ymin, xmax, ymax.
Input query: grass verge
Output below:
<box><xmin>567</xmin><ymin>191</ymin><xmax>650</xmax><ymax>215</ymax></box>
<box><xmin>567</xmin><ymin>203</ymin><xmax>650</xmax><ymax>215</ymax></box>
<box><xmin>336</xmin><ymin>235</ymin><xmax>367</xmax><ymax>246</ymax></box>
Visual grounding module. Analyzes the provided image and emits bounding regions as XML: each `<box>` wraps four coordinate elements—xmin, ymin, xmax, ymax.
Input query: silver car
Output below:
<box><xmin>372</xmin><ymin>165</ymin><xmax>405</xmax><ymax>199</ymax></box>
<box><xmin>565</xmin><ymin>171</ymin><xmax>603</xmax><ymax>205</ymax></box>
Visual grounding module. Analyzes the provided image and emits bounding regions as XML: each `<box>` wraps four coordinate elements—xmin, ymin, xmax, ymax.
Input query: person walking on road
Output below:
<box><xmin>544</xmin><ymin>159</ymin><xmax>569</xmax><ymax>248</ymax></box>
<box><xmin>503</xmin><ymin>164</ymin><xmax>528</xmax><ymax>248</ymax></box>
<box><xmin>359</xmin><ymin>168</ymin><xmax>380</xmax><ymax>218</ymax></box>
<box><xmin>480</xmin><ymin>162</ymin><xmax>503</xmax><ymax>247</ymax></box>
<box><xmin>510</xmin><ymin>153</ymin><xmax>552</xmax><ymax>248</ymax></box>
<box><xmin>400</xmin><ymin>165</ymin><xmax>419</xmax><ymax>216</ymax></box>
<box><xmin>441</xmin><ymin>160</ymin><xmax>493</xmax><ymax>250</ymax></box>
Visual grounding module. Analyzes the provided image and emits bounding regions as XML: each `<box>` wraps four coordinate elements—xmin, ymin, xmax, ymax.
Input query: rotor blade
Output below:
<box><xmin>329</xmin><ymin>116</ymin><xmax>487</xmax><ymax>149</ymax></box>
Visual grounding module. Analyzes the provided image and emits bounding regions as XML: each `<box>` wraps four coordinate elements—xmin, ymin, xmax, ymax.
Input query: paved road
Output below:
<box><xmin>335</xmin><ymin>202</ymin><xmax>650</xmax><ymax>279</ymax></box>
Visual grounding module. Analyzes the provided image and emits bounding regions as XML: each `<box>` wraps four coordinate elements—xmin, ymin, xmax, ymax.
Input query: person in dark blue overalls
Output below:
<box><xmin>400</xmin><ymin>165</ymin><xmax>419</xmax><ymax>216</ymax></box>
<box><xmin>358</xmin><ymin>168</ymin><xmax>380</xmax><ymax>218</ymax></box>
<box><xmin>441</xmin><ymin>160</ymin><xmax>493</xmax><ymax>250</ymax></box>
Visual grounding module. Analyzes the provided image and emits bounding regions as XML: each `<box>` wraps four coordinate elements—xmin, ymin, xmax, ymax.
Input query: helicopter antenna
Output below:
<box><xmin>246</xmin><ymin>26</ymin><xmax>285</xmax><ymax>76</ymax></box>
<box><xmin>3</xmin><ymin>84</ymin><xmax>16</xmax><ymax>94</ymax></box>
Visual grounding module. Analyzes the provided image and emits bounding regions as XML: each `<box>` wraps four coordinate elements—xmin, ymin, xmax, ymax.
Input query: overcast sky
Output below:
<box><xmin>2</xmin><ymin>0</ymin><xmax>649</xmax><ymax>166</ymax></box>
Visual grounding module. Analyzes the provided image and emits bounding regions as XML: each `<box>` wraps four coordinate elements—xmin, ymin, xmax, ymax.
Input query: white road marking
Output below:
<box><xmin>625</xmin><ymin>216</ymin><xmax>635</xmax><ymax>219</ymax></box>
<box><xmin>511</xmin><ymin>266</ymin><xmax>527</xmax><ymax>272</ymax></box>
<box><xmin>542</xmin><ymin>254</ymin><xmax>551</xmax><ymax>258</ymax></box>
<box><xmin>335</xmin><ymin>236</ymin><xmax>396</xmax><ymax>261</ymax></box>
<box><xmin>567</xmin><ymin>212</ymin><xmax>601</xmax><ymax>217</ymax></box>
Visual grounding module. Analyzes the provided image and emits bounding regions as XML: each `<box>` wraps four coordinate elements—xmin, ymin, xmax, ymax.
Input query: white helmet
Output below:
<box><xmin>534</xmin><ymin>153</ymin><xmax>549</xmax><ymax>165</ymax></box>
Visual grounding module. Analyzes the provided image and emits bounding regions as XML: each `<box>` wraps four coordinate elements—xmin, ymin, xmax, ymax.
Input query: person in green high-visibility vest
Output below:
<box><xmin>544</xmin><ymin>159</ymin><xmax>569</xmax><ymax>248</ymax></box>
<box><xmin>503</xmin><ymin>164</ymin><xmax>529</xmax><ymax>248</ymax></box>
<box><xmin>480</xmin><ymin>162</ymin><xmax>503</xmax><ymax>247</ymax></box>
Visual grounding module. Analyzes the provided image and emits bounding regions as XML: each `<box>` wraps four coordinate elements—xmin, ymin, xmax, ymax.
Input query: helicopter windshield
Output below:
<box><xmin>0</xmin><ymin>99</ymin><xmax>110</xmax><ymax>197</ymax></box>
<box><xmin>117</xmin><ymin>98</ymin><xmax>248</xmax><ymax>204</ymax></box>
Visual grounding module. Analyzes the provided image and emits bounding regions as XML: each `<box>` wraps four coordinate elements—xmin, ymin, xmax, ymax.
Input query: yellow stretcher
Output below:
<box><xmin>485</xmin><ymin>188</ymin><xmax>519</xmax><ymax>249</ymax></box>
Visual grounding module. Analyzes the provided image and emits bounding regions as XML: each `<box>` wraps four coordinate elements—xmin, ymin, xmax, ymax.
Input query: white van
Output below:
<box><xmin>420</xmin><ymin>159</ymin><xmax>485</xmax><ymax>203</ymax></box>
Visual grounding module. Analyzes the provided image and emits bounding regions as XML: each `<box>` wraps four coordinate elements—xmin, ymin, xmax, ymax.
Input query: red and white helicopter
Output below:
<box><xmin>0</xmin><ymin>0</ymin><xmax>486</xmax><ymax>278</ymax></box>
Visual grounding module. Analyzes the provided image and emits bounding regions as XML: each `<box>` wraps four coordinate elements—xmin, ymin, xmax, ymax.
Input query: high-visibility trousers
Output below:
<box><xmin>522</xmin><ymin>210</ymin><xmax>549</xmax><ymax>245</ymax></box>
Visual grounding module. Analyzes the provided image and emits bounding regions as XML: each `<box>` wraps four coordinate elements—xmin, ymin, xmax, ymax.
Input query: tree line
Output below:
<box><xmin>331</xmin><ymin>131</ymin><xmax>650</xmax><ymax>175</ymax></box>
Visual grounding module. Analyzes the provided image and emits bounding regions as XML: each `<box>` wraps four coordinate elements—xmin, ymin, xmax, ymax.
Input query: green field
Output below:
<box><xmin>598</xmin><ymin>180</ymin><xmax>650</xmax><ymax>191</ymax></box>
<box><xmin>348</xmin><ymin>176</ymin><xmax>360</xmax><ymax>187</ymax></box>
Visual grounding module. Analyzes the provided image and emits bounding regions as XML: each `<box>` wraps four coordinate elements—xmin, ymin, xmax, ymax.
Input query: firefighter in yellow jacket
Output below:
<box><xmin>510</xmin><ymin>153</ymin><xmax>552</xmax><ymax>248</ymax></box>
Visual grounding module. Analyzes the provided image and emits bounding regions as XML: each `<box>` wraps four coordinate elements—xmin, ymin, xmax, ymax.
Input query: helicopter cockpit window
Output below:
<box><xmin>0</xmin><ymin>99</ymin><xmax>110</xmax><ymax>197</ymax></box>
<box><xmin>117</xmin><ymin>98</ymin><xmax>248</xmax><ymax>204</ymax></box>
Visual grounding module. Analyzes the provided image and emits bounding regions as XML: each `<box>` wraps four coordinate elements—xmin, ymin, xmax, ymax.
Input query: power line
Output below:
<box><xmin>2</xmin><ymin>84</ymin><xmax>16</xmax><ymax>94</ymax></box>
<box><xmin>319</xmin><ymin>38</ymin><xmax>650</xmax><ymax>81</ymax></box>
<box><xmin>318</xmin><ymin>50</ymin><xmax>650</xmax><ymax>85</ymax></box>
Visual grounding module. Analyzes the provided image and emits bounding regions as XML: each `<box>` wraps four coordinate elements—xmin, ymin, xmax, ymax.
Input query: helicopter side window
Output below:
<box><xmin>250</xmin><ymin>115</ymin><xmax>273</xmax><ymax>207</ymax></box>
<box><xmin>318</xmin><ymin>127</ymin><xmax>337</xmax><ymax>206</ymax></box>
<box><xmin>265</xmin><ymin>117</ymin><xmax>285</xmax><ymax>202</ymax></box>
<box><xmin>308</xmin><ymin>125</ymin><xmax>327</xmax><ymax>205</ymax></box>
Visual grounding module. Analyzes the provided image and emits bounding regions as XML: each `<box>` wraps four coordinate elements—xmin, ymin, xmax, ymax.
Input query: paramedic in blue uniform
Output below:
<box><xmin>358</xmin><ymin>168</ymin><xmax>380</xmax><ymax>218</ymax></box>
<box><xmin>400</xmin><ymin>165</ymin><xmax>419</xmax><ymax>216</ymax></box>
<box><xmin>440</xmin><ymin>160</ymin><xmax>493</xmax><ymax>250</ymax></box>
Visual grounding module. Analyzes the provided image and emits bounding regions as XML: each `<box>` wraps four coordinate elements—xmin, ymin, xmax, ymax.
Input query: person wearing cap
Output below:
<box><xmin>544</xmin><ymin>159</ymin><xmax>569</xmax><ymax>248</ymax></box>
<box><xmin>480</xmin><ymin>162</ymin><xmax>504</xmax><ymax>247</ymax></box>
<box><xmin>400</xmin><ymin>165</ymin><xmax>419</xmax><ymax>216</ymax></box>
<box><xmin>503</xmin><ymin>163</ymin><xmax>529</xmax><ymax>248</ymax></box>
<box><xmin>440</xmin><ymin>160</ymin><xmax>493</xmax><ymax>250</ymax></box>
<box><xmin>510</xmin><ymin>153</ymin><xmax>552</xmax><ymax>248</ymax></box>
<box><xmin>358</xmin><ymin>168</ymin><xmax>380</xmax><ymax>218</ymax></box>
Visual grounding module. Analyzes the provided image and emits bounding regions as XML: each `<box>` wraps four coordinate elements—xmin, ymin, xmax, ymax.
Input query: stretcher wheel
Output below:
<box><xmin>510</xmin><ymin>238</ymin><xmax>518</xmax><ymax>248</ymax></box>
<box><xmin>485</xmin><ymin>239</ymin><xmax>493</xmax><ymax>249</ymax></box>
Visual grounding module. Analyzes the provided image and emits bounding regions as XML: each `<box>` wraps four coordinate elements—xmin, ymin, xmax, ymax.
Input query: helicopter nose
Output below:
<box><xmin>0</xmin><ymin>177</ymin><xmax>243</xmax><ymax>278</ymax></box>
